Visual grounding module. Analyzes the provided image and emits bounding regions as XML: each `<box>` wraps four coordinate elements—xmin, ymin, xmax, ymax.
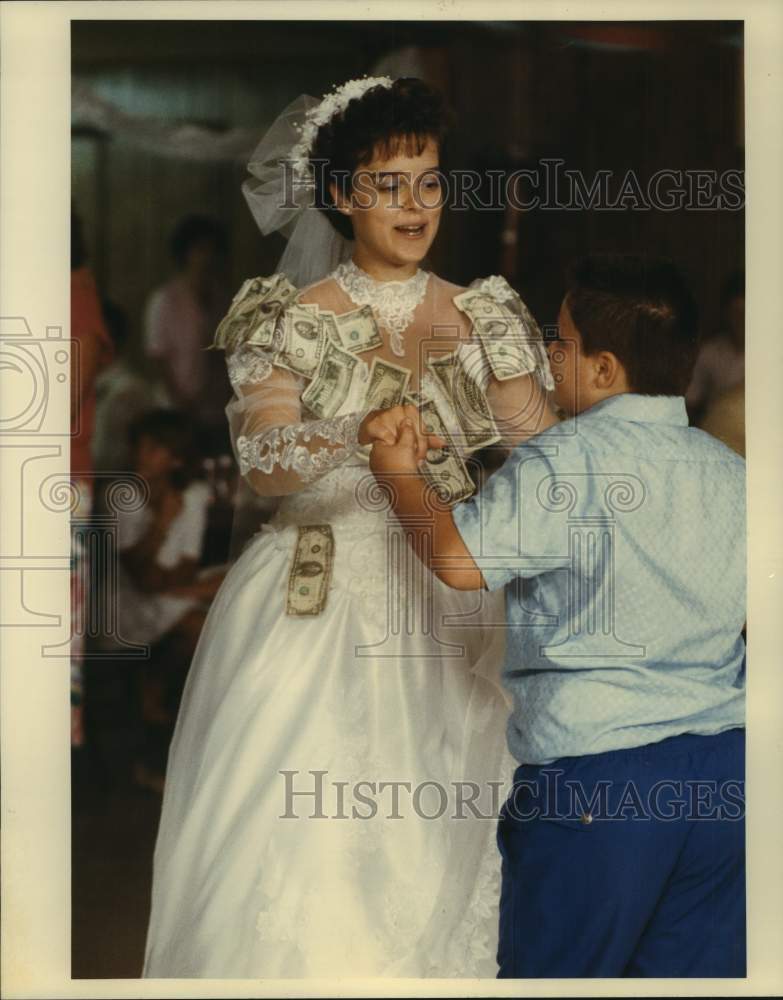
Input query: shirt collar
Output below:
<box><xmin>583</xmin><ymin>393</ymin><xmax>689</xmax><ymax>426</ymax></box>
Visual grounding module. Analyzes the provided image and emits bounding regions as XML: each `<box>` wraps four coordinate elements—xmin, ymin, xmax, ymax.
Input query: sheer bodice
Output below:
<box><xmin>298</xmin><ymin>269</ymin><xmax>477</xmax><ymax>394</ymax></box>
<box><xmin>222</xmin><ymin>267</ymin><xmax>556</xmax><ymax>505</ymax></box>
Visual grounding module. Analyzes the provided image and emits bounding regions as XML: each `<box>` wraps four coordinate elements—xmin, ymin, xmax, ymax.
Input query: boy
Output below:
<box><xmin>369</xmin><ymin>254</ymin><xmax>746</xmax><ymax>978</ymax></box>
<box><xmin>98</xmin><ymin>410</ymin><xmax>226</xmax><ymax>789</ymax></box>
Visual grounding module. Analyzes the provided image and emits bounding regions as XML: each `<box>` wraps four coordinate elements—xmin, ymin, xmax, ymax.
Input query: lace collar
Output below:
<box><xmin>332</xmin><ymin>259</ymin><xmax>430</xmax><ymax>357</ymax></box>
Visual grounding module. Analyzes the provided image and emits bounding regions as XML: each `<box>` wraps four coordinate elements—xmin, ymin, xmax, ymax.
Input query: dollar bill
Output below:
<box><xmin>301</xmin><ymin>338</ymin><xmax>362</xmax><ymax>419</ymax></box>
<box><xmin>363</xmin><ymin>357</ymin><xmax>411</xmax><ymax>413</ymax></box>
<box><xmin>411</xmin><ymin>395</ymin><xmax>475</xmax><ymax>506</ymax></box>
<box><xmin>454</xmin><ymin>287</ymin><xmax>540</xmax><ymax>382</ymax></box>
<box><xmin>286</xmin><ymin>524</ymin><xmax>334</xmax><ymax>616</ymax></box>
<box><xmin>507</xmin><ymin>294</ymin><xmax>555</xmax><ymax>391</ymax></box>
<box><xmin>276</xmin><ymin>304</ymin><xmax>327</xmax><ymax>378</ymax></box>
<box><xmin>453</xmin><ymin>287</ymin><xmax>519</xmax><ymax>324</ymax></box>
<box><xmin>319</xmin><ymin>309</ymin><xmax>341</xmax><ymax>346</ymax></box>
<box><xmin>427</xmin><ymin>350</ymin><xmax>500</xmax><ymax>451</ymax></box>
<box><xmin>212</xmin><ymin>273</ymin><xmax>299</xmax><ymax>352</ymax></box>
<box><xmin>333</xmin><ymin>305</ymin><xmax>383</xmax><ymax>354</ymax></box>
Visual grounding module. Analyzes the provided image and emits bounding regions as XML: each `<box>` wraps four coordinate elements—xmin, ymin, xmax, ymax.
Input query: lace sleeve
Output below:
<box><xmin>225</xmin><ymin>341</ymin><xmax>362</xmax><ymax>497</ymax></box>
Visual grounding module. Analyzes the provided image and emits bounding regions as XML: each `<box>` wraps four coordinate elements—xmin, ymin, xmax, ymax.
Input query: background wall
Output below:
<box><xmin>72</xmin><ymin>18</ymin><xmax>744</xmax><ymax>376</ymax></box>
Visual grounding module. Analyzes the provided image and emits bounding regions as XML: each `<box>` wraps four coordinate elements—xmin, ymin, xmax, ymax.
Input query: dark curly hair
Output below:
<box><xmin>309</xmin><ymin>77</ymin><xmax>451</xmax><ymax>240</ymax></box>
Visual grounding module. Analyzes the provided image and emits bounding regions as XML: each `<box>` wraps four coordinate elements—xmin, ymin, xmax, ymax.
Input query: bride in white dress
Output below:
<box><xmin>143</xmin><ymin>76</ymin><xmax>556</xmax><ymax>979</ymax></box>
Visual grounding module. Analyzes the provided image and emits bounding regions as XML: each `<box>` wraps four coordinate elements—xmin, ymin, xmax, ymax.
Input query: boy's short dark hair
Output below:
<box><xmin>129</xmin><ymin>408</ymin><xmax>202</xmax><ymax>488</ymax></box>
<box><xmin>565</xmin><ymin>254</ymin><xmax>700</xmax><ymax>396</ymax></box>
<box><xmin>169</xmin><ymin>214</ymin><xmax>227</xmax><ymax>268</ymax></box>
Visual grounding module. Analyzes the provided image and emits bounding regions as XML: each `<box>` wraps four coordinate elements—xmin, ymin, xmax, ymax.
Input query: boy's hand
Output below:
<box><xmin>369</xmin><ymin>419</ymin><xmax>448</xmax><ymax>477</ymax></box>
<box><xmin>369</xmin><ymin>419</ymin><xmax>424</xmax><ymax>478</ymax></box>
<box><xmin>369</xmin><ymin>421</ymin><xmax>486</xmax><ymax>592</ymax></box>
<box><xmin>359</xmin><ymin>404</ymin><xmax>444</xmax><ymax>462</ymax></box>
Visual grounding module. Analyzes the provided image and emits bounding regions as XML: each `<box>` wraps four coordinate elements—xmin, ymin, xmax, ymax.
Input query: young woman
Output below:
<box><xmin>143</xmin><ymin>77</ymin><xmax>556</xmax><ymax>979</ymax></box>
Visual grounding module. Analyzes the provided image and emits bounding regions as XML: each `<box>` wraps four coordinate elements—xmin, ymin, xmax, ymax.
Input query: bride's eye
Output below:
<box><xmin>416</xmin><ymin>175</ymin><xmax>442</xmax><ymax>198</ymax></box>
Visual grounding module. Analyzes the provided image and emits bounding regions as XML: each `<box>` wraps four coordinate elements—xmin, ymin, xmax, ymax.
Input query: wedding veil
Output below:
<box><xmin>226</xmin><ymin>94</ymin><xmax>357</xmax><ymax>558</ymax></box>
<box><xmin>241</xmin><ymin>95</ymin><xmax>354</xmax><ymax>288</ymax></box>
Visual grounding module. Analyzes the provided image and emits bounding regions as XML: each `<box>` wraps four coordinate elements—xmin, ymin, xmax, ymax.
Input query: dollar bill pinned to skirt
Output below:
<box><xmin>286</xmin><ymin>525</ymin><xmax>335</xmax><ymax>616</ymax></box>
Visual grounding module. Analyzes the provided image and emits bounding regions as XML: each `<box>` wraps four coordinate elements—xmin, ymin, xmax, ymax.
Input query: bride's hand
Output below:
<box><xmin>369</xmin><ymin>419</ymin><xmax>423</xmax><ymax>477</ymax></box>
<box><xmin>369</xmin><ymin>417</ymin><xmax>448</xmax><ymax>475</ymax></box>
<box><xmin>359</xmin><ymin>405</ymin><xmax>413</xmax><ymax>446</ymax></box>
<box><xmin>359</xmin><ymin>404</ymin><xmax>436</xmax><ymax>461</ymax></box>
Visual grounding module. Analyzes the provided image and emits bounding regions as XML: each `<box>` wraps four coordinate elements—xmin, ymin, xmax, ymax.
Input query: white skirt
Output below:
<box><xmin>143</xmin><ymin>489</ymin><xmax>513</xmax><ymax>979</ymax></box>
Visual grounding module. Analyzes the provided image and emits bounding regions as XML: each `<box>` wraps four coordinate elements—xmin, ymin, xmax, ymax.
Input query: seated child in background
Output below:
<box><xmin>369</xmin><ymin>254</ymin><xmax>746</xmax><ymax>978</ymax></box>
<box><xmin>100</xmin><ymin>409</ymin><xmax>227</xmax><ymax>787</ymax></box>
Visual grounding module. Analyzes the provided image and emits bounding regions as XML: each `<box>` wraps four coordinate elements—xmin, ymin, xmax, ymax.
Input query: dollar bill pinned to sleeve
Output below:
<box><xmin>332</xmin><ymin>305</ymin><xmax>384</xmax><ymax>354</ymax></box>
<box><xmin>319</xmin><ymin>309</ymin><xmax>341</xmax><ymax>347</ymax></box>
<box><xmin>363</xmin><ymin>357</ymin><xmax>411</xmax><ymax>413</ymax></box>
<box><xmin>301</xmin><ymin>338</ymin><xmax>366</xmax><ymax>419</ymax></box>
<box><xmin>453</xmin><ymin>276</ymin><xmax>554</xmax><ymax>389</ymax></box>
<box><xmin>211</xmin><ymin>273</ymin><xmax>299</xmax><ymax>352</ymax></box>
<box><xmin>426</xmin><ymin>349</ymin><xmax>500</xmax><ymax>452</ymax></box>
<box><xmin>286</xmin><ymin>525</ymin><xmax>334</xmax><ymax>616</ymax></box>
<box><xmin>276</xmin><ymin>303</ymin><xmax>328</xmax><ymax>378</ymax></box>
<box><xmin>404</xmin><ymin>391</ymin><xmax>475</xmax><ymax>506</ymax></box>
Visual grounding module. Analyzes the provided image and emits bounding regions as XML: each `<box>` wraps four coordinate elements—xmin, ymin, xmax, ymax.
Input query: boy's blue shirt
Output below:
<box><xmin>452</xmin><ymin>393</ymin><xmax>746</xmax><ymax>765</ymax></box>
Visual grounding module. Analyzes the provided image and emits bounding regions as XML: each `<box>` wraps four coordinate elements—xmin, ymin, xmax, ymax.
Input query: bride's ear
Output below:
<box><xmin>329</xmin><ymin>181</ymin><xmax>353</xmax><ymax>216</ymax></box>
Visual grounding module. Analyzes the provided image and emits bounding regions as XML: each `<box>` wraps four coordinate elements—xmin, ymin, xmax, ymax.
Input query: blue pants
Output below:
<box><xmin>496</xmin><ymin>728</ymin><xmax>745</xmax><ymax>978</ymax></box>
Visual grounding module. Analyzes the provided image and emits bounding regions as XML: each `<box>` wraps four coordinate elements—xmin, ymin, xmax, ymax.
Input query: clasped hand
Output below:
<box><xmin>361</xmin><ymin>404</ymin><xmax>446</xmax><ymax>477</ymax></box>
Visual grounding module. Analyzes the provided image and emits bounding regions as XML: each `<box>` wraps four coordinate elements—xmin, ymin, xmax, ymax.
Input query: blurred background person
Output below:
<box><xmin>143</xmin><ymin>214</ymin><xmax>233</xmax><ymax>452</ymax></box>
<box><xmin>687</xmin><ymin>269</ymin><xmax>745</xmax><ymax>456</ymax></box>
<box><xmin>699</xmin><ymin>381</ymin><xmax>745</xmax><ymax>457</ymax></box>
<box><xmin>71</xmin><ymin>203</ymin><xmax>115</xmax><ymax>749</ymax></box>
<box><xmin>92</xmin><ymin>298</ymin><xmax>168</xmax><ymax>474</ymax></box>
<box><xmin>686</xmin><ymin>269</ymin><xmax>745</xmax><ymax>423</ymax></box>
<box><xmin>97</xmin><ymin>409</ymin><xmax>227</xmax><ymax>791</ymax></box>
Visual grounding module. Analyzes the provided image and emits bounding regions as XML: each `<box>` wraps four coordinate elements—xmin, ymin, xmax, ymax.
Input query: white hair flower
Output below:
<box><xmin>288</xmin><ymin>76</ymin><xmax>393</xmax><ymax>181</ymax></box>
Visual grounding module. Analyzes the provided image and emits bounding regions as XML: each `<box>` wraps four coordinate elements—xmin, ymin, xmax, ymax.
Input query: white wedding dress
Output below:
<box><xmin>142</xmin><ymin>263</ymin><xmax>553</xmax><ymax>979</ymax></box>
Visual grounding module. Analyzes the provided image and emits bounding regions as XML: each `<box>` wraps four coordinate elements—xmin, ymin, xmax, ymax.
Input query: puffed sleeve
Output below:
<box><xmin>454</xmin><ymin>275</ymin><xmax>557</xmax><ymax>451</ymax></box>
<box><xmin>211</xmin><ymin>274</ymin><xmax>367</xmax><ymax>498</ymax></box>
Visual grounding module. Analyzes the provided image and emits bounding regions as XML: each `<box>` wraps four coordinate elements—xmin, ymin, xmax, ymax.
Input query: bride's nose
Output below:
<box><xmin>399</xmin><ymin>177</ymin><xmax>416</xmax><ymax>210</ymax></box>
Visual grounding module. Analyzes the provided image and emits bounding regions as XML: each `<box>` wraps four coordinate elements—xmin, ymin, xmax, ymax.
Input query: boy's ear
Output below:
<box><xmin>592</xmin><ymin>350</ymin><xmax>624</xmax><ymax>390</ymax></box>
<box><xmin>329</xmin><ymin>181</ymin><xmax>352</xmax><ymax>216</ymax></box>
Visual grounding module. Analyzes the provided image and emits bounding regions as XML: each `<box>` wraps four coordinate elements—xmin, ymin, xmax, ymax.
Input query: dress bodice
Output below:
<box><xmin>273</xmin><ymin>456</ymin><xmax>382</xmax><ymax>534</ymax></box>
<box><xmin>217</xmin><ymin>266</ymin><xmax>556</xmax><ymax>581</ymax></box>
